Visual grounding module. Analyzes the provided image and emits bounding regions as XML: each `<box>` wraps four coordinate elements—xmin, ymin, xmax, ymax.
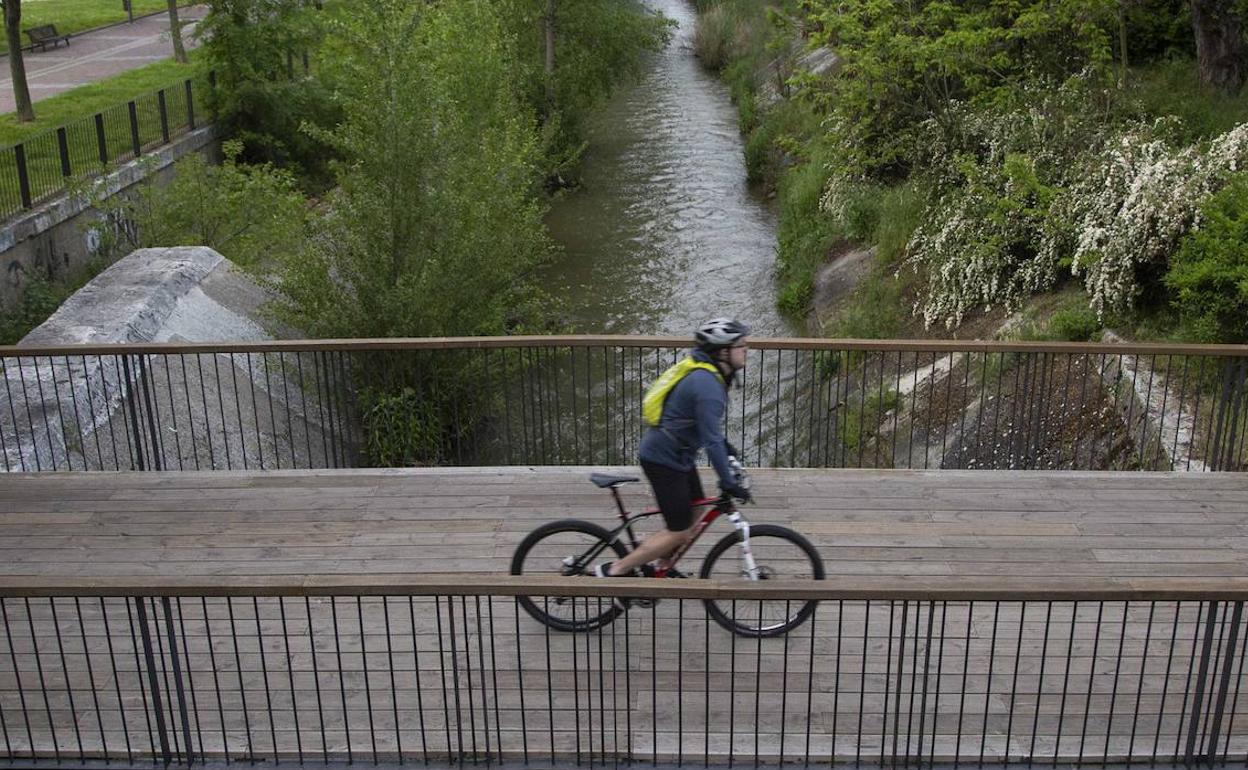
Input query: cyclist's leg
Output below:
<box><xmin>605</xmin><ymin>461</ymin><xmax>699</xmax><ymax>576</ymax></box>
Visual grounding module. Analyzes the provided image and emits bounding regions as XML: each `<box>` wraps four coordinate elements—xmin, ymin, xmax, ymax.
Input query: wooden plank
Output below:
<box><xmin>0</xmin><ymin>469</ymin><xmax>1246</xmax><ymax>600</ymax></box>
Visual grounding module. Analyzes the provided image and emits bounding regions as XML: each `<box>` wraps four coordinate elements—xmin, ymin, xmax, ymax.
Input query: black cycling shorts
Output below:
<box><xmin>641</xmin><ymin>459</ymin><xmax>705</xmax><ymax>532</ymax></box>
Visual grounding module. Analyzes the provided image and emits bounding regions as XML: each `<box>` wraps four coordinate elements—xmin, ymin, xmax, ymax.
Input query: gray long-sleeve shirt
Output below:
<box><xmin>638</xmin><ymin>350</ymin><xmax>734</xmax><ymax>488</ymax></box>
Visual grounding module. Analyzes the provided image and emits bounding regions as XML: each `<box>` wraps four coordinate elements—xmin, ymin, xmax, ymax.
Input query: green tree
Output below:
<box><xmin>509</xmin><ymin>0</ymin><xmax>671</xmax><ymax>171</ymax></box>
<box><xmin>196</xmin><ymin>0</ymin><xmax>338</xmax><ymax>179</ymax></box>
<box><xmin>1165</xmin><ymin>174</ymin><xmax>1248</xmax><ymax>341</ymax></box>
<box><xmin>805</xmin><ymin>0</ymin><xmax>1117</xmax><ymax>178</ymax></box>
<box><xmin>88</xmin><ymin>141</ymin><xmax>311</xmax><ymax>269</ymax></box>
<box><xmin>272</xmin><ymin>0</ymin><xmax>553</xmax><ymax>339</ymax></box>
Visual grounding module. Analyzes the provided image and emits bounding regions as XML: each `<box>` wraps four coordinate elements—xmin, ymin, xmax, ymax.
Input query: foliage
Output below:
<box><xmin>1164</xmin><ymin>174</ymin><xmax>1248</xmax><ymax>341</ymax></box>
<box><xmin>86</xmin><ymin>140</ymin><xmax>310</xmax><ymax>269</ymax></box>
<box><xmin>0</xmin><ymin>259</ymin><xmax>107</xmax><ymax>344</ymax></box>
<box><xmin>196</xmin><ymin>0</ymin><xmax>339</xmax><ymax>180</ymax></box>
<box><xmin>507</xmin><ymin>0</ymin><xmax>671</xmax><ymax>171</ymax></box>
<box><xmin>1124</xmin><ymin>57</ymin><xmax>1248</xmax><ymax>143</ymax></box>
<box><xmin>775</xmin><ymin>142</ymin><xmax>840</xmax><ymax>315</ymax></box>
<box><xmin>358</xmin><ymin>385</ymin><xmax>442</xmax><ymax>467</ymax></box>
<box><xmin>271</xmin><ymin>0</ymin><xmax>552</xmax><ymax>340</ymax></box>
<box><xmin>903</xmin><ymin>71</ymin><xmax>1248</xmax><ymax>328</ymax></box>
<box><xmin>1061</xmin><ymin>121</ymin><xmax>1248</xmax><ymax>318</ymax></box>
<box><xmin>693</xmin><ymin>0</ymin><xmax>767</xmax><ymax>72</ymax></box>
<box><xmin>805</xmin><ymin>0</ymin><xmax>1117</xmax><ymax>180</ymax></box>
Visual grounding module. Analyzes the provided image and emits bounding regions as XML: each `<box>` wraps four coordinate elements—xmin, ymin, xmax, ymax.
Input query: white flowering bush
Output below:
<box><xmin>902</xmin><ymin>80</ymin><xmax>1109</xmax><ymax>327</ymax></box>
<box><xmin>1060</xmin><ymin>122</ymin><xmax>1248</xmax><ymax>318</ymax></box>
<box><xmin>901</xmin><ymin>75</ymin><xmax>1248</xmax><ymax>327</ymax></box>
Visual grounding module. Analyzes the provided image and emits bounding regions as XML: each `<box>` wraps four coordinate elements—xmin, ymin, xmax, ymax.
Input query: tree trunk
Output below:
<box><xmin>544</xmin><ymin>0</ymin><xmax>555</xmax><ymax>110</ymax></box>
<box><xmin>1189</xmin><ymin>0</ymin><xmax>1246</xmax><ymax>94</ymax></box>
<box><xmin>2</xmin><ymin>0</ymin><xmax>35</xmax><ymax>122</ymax></box>
<box><xmin>1118</xmin><ymin>1</ymin><xmax>1130</xmax><ymax>87</ymax></box>
<box><xmin>167</xmin><ymin>0</ymin><xmax>188</xmax><ymax>63</ymax></box>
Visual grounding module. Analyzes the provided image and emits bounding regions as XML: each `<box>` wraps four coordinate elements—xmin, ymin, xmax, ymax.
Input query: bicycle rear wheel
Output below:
<box><xmin>511</xmin><ymin>518</ymin><xmax>629</xmax><ymax>632</ymax></box>
<box><xmin>699</xmin><ymin>524</ymin><xmax>824</xmax><ymax>637</ymax></box>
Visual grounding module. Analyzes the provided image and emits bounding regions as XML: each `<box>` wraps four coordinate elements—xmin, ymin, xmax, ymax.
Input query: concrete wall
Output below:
<box><xmin>0</xmin><ymin>125</ymin><xmax>220</xmax><ymax>311</ymax></box>
<box><xmin>2</xmin><ymin>246</ymin><xmax>354</xmax><ymax>472</ymax></box>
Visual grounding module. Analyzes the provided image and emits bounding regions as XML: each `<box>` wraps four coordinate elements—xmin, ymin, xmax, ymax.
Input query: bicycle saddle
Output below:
<box><xmin>589</xmin><ymin>472</ymin><xmax>640</xmax><ymax>488</ymax></box>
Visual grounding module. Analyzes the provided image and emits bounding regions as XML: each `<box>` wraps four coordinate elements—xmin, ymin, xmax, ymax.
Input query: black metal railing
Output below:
<box><xmin>0</xmin><ymin>72</ymin><xmax>214</xmax><ymax>221</ymax></box>
<box><xmin>0</xmin><ymin>337</ymin><xmax>1245</xmax><ymax>473</ymax></box>
<box><xmin>1</xmin><ymin>579</ymin><xmax>1247</xmax><ymax>767</ymax></box>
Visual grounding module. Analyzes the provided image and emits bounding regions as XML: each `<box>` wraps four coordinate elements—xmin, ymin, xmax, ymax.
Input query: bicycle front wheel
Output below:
<box><xmin>699</xmin><ymin>524</ymin><xmax>825</xmax><ymax>638</ymax></box>
<box><xmin>511</xmin><ymin>519</ymin><xmax>629</xmax><ymax>633</ymax></box>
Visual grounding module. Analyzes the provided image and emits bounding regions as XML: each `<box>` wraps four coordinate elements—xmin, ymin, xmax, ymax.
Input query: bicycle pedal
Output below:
<box><xmin>629</xmin><ymin>598</ymin><xmax>660</xmax><ymax>609</ymax></box>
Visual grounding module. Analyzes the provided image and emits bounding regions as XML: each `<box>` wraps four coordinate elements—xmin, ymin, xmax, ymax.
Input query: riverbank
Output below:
<box><xmin>693</xmin><ymin>0</ymin><xmax>1248</xmax><ymax>346</ymax></box>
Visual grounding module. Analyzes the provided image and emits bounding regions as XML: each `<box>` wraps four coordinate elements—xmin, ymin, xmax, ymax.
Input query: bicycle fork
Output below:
<box><xmin>729</xmin><ymin>511</ymin><xmax>763</xmax><ymax>580</ymax></box>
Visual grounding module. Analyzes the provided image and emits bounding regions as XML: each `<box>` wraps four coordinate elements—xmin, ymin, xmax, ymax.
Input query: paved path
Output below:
<box><xmin>0</xmin><ymin>5</ymin><xmax>207</xmax><ymax>115</ymax></box>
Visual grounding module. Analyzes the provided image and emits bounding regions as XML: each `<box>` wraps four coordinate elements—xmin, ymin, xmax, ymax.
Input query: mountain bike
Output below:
<box><xmin>510</xmin><ymin>461</ymin><xmax>825</xmax><ymax>638</ymax></box>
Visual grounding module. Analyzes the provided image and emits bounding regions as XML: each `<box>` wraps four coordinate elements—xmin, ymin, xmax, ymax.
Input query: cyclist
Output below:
<box><xmin>595</xmin><ymin>317</ymin><xmax>753</xmax><ymax>580</ymax></box>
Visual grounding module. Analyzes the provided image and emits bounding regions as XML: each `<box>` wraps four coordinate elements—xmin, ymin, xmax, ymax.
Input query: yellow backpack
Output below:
<box><xmin>642</xmin><ymin>358</ymin><xmax>723</xmax><ymax>427</ymax></box>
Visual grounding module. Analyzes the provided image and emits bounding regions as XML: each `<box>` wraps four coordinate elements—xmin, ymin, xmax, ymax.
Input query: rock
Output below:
<box><xmin>810</xmin><ymin>244</ymin><xmax>875</xmax><ymax>329</ymax></box>
<box><xmin>757</xmin><ymin>45</ymin><xmax>840</xmax><ymax>107</ymax></box>
<box><xmin>2</xmin><ymin>247</ymin><xmax>349</xmax><ymax>472</ymax></box>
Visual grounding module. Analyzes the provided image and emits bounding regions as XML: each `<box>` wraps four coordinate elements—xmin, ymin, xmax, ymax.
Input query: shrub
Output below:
<box><xmin>89</xmin><ymin>142</ymin><xmax>311</xmax><ymax>270</ymax></box>
<box><xmin>1165</xmin><ymin>174</ymin><xmax>1248</xmax><ymax>342</ymax></box>
<box><xmin>693</xmin><ymin>3</ymin><xmax>737</xmax><ymax>70</ymax></box>
<box><xmin>775</xmin><ymin>145</ymin><xmax>839</xmax><ymax>315</ymax></box>
<box><xmin>1062</xmin><ymin>122</ymin><xmax>1248</xmax><ymax>320</ymax></box>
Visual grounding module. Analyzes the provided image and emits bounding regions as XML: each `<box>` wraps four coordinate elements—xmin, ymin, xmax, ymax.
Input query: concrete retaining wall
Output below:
<box><xmin>0</xmin><ymin>125</ymin><xmax>220</xmax><ymax>311</ymax></box>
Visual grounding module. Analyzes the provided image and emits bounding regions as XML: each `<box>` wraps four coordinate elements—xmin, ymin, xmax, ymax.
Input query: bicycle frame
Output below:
<box><xmin>566</xmin><ymin>485</ymin><xmax>762</xmax><ymax>580</ymax></box>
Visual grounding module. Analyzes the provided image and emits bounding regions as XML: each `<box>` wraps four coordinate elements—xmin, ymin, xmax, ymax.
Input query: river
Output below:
<box><xmin>543</xmin><ymin>0</ymin><xmax>797</xmax><ymax>338</ymax></box>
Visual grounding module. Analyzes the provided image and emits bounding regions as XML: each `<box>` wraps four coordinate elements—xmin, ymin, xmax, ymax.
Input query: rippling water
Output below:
<box><xmin>543</xmin><ymin>0</ymin><xmax>796</xmax><ymax>337</ymax></box>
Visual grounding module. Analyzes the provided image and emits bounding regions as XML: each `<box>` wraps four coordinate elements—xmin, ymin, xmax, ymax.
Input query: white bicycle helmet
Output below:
<box><xmin>695</xmin><ymin>318</ymin><xmax>750</xmax><ymax>351</ymax></box>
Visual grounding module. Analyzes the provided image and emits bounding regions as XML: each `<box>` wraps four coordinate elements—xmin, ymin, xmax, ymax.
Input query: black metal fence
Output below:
<box><xmin>2</xmin><ymin>581</ymin><xmax>1247</xmax><ymax>767</ymax></box>
<box><xmin>0</xmin><ymin>337</ymin><xmax>1245</xmax><ymax>473</ymax></box>
<box><xmin>0</xmin><ymin>72</ymin><xmax>215</xmax><ymax>221</ymax></box>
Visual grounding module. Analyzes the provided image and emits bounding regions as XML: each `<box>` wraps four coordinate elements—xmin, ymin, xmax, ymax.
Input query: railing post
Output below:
<box><xmin>56</xmin><ymin>127</ymin><xmax>71</xmax><ymax>178</ymax></box>
<box><xmin>14</xmin><ymin>143</ymin><xmax>32</xmax><ymax>209</ymax></box>
<box><xmin>184</xmin><ymin>78</ymin><xmax>195</xmax><ymax>130</ymax></box>
<box><xmin>1204</xmin><ymin>600</ymin><xmax>1243</xmax><ymax>763</ymax></box>
<box><xmin>128</xmin><ymin>101</ymin><xmax>141</xmax><ymax>157</ymax></box>
<box><xmin>132</xmin><ymin>597</ymin><xmax>173</xmax><ymax>765</ymax></box>
<box><xmin>94</xmin><ymin>113</ymin><xmax>108</xmax><ymax>165</ymax></box>
<box><xmin>120</xmin><ymin>354</ymin><xmax>147</xmax><ymax>471</ymax></box>
<box><xmin>136</xmin><ymin>353</ymin><xmax>164</xmax><ymax>471</ymax></box>
<box><xmin>157</xmin><ymin>89</ymin><xmax>170</xmax><ymax>144</ymax></box>
<box><xmin>160</xmin><ymin>597</ymin><xmax>196</xmax><ymax>764</ymax></box>
<box><xmin>1208</xmin><ymin>359</ymin><xmax>1246</xmax><ymax>472</ymax></box>
<box><xmin>1184</xmin><ymin>601</ymin><xmax>1220</xmax><ymax>763</ymax></box>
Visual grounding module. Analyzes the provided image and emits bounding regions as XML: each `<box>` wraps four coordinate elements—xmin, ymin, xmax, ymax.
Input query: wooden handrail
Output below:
<box><xmin>2</xmin><ymin>335</ymin><xmax>1247</xmax><ymax>358</ymax></box>
<box><xmin>3</xmin><ymin>573</ymin><xmax>1247</xmax><ymax>601</ymax></box>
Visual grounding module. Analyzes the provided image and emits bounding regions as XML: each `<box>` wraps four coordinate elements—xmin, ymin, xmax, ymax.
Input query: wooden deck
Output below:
<box><xmin>1</xmin><ymin>467</ymin><xmax>1246</xmax><ymax>591</ymax></box>
<box><xmin>1</xmin><ymin>468</ymin><xmax>1247</xmax><ymax>765</ymax></box>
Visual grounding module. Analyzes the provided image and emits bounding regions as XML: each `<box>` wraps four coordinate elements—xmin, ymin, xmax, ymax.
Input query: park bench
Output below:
<box><xmin>25</xmin><ymin>24</ymin><xmax>70</xmax><ymax>53</ymax></box>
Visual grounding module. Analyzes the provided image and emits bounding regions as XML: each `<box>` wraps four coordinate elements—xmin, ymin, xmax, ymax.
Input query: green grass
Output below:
<box><xmin>0</xmin><ymin>53</ymin><xmax>207</xmax><ymax>218</ymax></box>
<box><xmin>1</xmin><ymin>0</ymin><xmax>188</xmax><ymax>55</ymax></box>
<box><xmin>0</xmin><ymin>50</ymin><xmax>204</xmax><ymax>138</ymax></box>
